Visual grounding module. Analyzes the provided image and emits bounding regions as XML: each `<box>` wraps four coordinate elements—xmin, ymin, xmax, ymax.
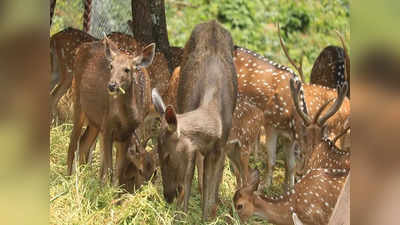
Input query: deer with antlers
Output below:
<box><xmin>234</xmin><ymin>81</ymin><xmax>350</xmax><ymax>224</ymax></box>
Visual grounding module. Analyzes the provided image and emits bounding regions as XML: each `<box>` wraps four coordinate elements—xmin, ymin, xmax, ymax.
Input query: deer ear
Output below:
<box><xmin>165</xmin><ymin>105</ymin><xmax>177</xmax><ymax>132</ymax></box>
<box><xmin>104</xmin><ymin>37</ymin><xmax>118</xmax><ymax>61</ymax></box>
<box><xmin>152</xmin><ymin>88</ymin><xmax>166</xmax><ymax>114</ymax></box>
<box><xmin>137</xmin><ymin>43</ymin><xmax>155</xmax><ymax>68</ymax></box>
<box><xmin>247</xmin><ymin>168</ymin><xmax>260</xmax><ymax>192</ymax></box>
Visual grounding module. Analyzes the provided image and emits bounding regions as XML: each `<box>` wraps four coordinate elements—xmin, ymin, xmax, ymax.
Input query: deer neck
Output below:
<box><xmin>309</xmin><ymin>141</ymin><xmax>350</xmax><ymax>169</ymax></box>
<box><xmin>253</xmin><ymin>195</ymin><xmax>292</xmax><ymax>225</ymax></box>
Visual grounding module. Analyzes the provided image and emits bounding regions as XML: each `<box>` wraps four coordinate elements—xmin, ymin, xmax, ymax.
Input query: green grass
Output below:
<box><xmin>49</xmin><ymin>124</ymin><xmax>290</xmax><ymax>225</ymax></box>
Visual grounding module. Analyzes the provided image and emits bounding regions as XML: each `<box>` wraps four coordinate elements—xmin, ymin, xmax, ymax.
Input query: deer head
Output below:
<box><xmin>104</xmin><ymin>36</ymin><xmax>155</xmax><ymax>97</ymax></box>
<box><xmin>290</xmin><ymin>78</ymin><xmax>349</xmax><ymax>172</ymax></box>
<box><xmin>233</xmin><ymin>169</ymin><xmax>260</xmax><ymax>223</ymax></box>
<box><xmin>151</xmin><ymin>88</ymin><xmax>194</xmax><ymax>204</ymax></box>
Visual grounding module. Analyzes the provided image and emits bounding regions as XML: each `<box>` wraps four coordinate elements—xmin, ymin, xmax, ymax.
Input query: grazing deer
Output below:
<box><xmin>50</xmin><ymin>27</ymin><xmax>97</xmax><ymax>117</ymax></box>
<box><xmin>120</xmin><ymin>133</ymin><xmax>157</xmax><ymax>192</ymax></box>
<box><xmin>151</xmin><ymin>20</ymin><xmax>237</xmax><ymax>220</ymax></box>
<box><xmin>67</xmin><ymin>36</ymin><xmax>155</xmax><ymax>185</ymax></box>
<box><xmin>234</xmin><ymin>168</ymin><xmax>349</xmax><ymax>225</ymax></box>
<box><xmin>310</xmin><ymin>32</ymin><xmax>350</xmax><ymax>97</ymax></box>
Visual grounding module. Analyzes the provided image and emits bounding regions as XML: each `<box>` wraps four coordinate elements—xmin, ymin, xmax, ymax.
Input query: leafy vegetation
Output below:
<box><xmin>50</xmin><ymin>1</ymin><xmax>349</xmax><ymax>224</ymax></box>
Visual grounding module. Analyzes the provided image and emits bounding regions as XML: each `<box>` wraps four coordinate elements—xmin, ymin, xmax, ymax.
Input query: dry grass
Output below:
<box><xmin>50</xmin><ymin>124</ymin><xmax>287</xmax><ymax>225</ymax></box>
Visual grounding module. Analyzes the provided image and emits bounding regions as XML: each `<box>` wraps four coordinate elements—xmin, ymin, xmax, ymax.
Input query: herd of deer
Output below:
<box><xmin>50</xmin><ymin>20</ymin><xmax>350</xmax><ymax>224</ymax></box>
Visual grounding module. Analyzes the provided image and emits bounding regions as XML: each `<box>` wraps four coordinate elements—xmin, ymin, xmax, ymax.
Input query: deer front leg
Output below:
<box><xmin>100</xmin><ymin>131</ymin><xmax>113</xmax><ymax>184</ymax></box>
<box><xmin>114</xmin><ymin>140</ymin><xmax>129</xmax><ymax>186</ymax></box>
<box><xmin>259</xmin><ymin>127</ymin><xmax>278</xmax><ymax>191</ymax></box>
<box><xmin>196</xmin><ymin>151</ymin><xmax>204</xmax><ymax>195</ymax></box>
<box><xmin>179</xmin><ymin>150</ymin><xmax>196</xmax><ymax>212</ymax></box>
<box><xmin>284</xmin><ymin>140</ymin><xmax>296</xmax><ymax>191</ymax></box>
<box><xmin>202</xmin><ymin>148</ymin><xmax>225</xmax><ymax>221</ymax></box>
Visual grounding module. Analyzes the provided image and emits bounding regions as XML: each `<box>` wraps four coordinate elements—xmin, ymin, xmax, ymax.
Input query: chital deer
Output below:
<box><xmin>290</xmin><ymin>78</ymin><xmax>350</xmax><ymax>173</ymax></box>
<box><xmin>50</xmin><ymin>27</ymin><xmax>97</xmax><ymax>117</ymax></box>
<box><xmin>151</xmin><ymin>21</ymin><xmax>237</xmax><ymax>220</ymax></box>
<box><xmin>310</xmin><ymin>32</ymin><xmax>350</xmax><ymax>97</ymax></box>
<box><xmin>234</xmin><ymin>168</ymin><xmax>349</xmax><ymax>225</ymax></box>
<box><xmin>67</xmin><ymin>36</ymin><xmax>155</xmax><ymax>185</ymax></box>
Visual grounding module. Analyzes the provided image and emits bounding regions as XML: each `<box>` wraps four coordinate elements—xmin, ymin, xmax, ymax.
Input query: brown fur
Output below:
<box><xmin>152</xmin><ymin>20</ymin><xmax>237</xmax><ymax>220</ymax></box>
<box><xmin>67</xmin><ymin>37</ymin><xmax>155</xmax><ymax>186</ymax></box>
<box><xmin>50</xmin><ymin>27</ymin><xmax>97</xmax><ymax>119</ymax></box>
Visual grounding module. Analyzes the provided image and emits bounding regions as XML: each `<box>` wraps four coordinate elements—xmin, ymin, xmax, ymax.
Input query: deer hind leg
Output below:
<box><xmin>260</xmin><ymin>127</ymin><xmax>278</xmax><ymax>191</ymax></box>
<box><xmin>78</xmin><ymin>125</ymin><xmax>99</xmax><ymax>166</ymax></box>
<box><xmin>66</xmin><ymin>109</ymin><xmax>85</xmax><ymax>176</ymax></box>
<box><xmin>284</xmin><ymin>140</ymin><xmax>296</xmax><ymax>191</ymax></box>
<box><xmin>114</xmin><ymin>140</ymin><xmax>129</xmax><ymax>187</ymax></box>
<box><xmin>202</xmin><ymin>147</ymin><xmax>225</xmax><ymax>221</ymax></box>
<box><xmin>50</xmin><ymin>69</ymin><xmax>73</xmax><ymax>117</ymax></box>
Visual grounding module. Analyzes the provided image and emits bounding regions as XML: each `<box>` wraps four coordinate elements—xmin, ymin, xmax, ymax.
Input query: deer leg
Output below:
<box><xmin>179</xmin><ymin>150</ymin><xmax>196</xmax><ymax>212</ymax></box>
<box><xmin>100</xmin><ymin>131</ymin><xmax>113</xmax><ymax>184</ymax></box>
<box><xmin>78</xmin><ymin>125</ymin><xmax>99</xmax><ymax>166</ymax></box>
<box><xmin>225</xmin><ymin>140</ymin><xmax>242</xmax><ymax>187</ymax></box>
<box><xmin>202</xmin><ymin>147</ymin><xmax>225</xmax><ymax>221</ymax></box>
<box><xmin>260</xmin><ymin>127</ymin><xmax>278</xmax><ymax>190</ymax></box>
<box><xmin>66</xmin><ymin>110</ymin><xmax>85</xmax><ymax>176</ymax></box>
<box><xmin>50</xmin><ymin>69</ymin><xmax>72</xmax><ymax>116</ymax></box>
<box><xmin>240</xmin><ymin>151</ymin><xmax>250</xmax><ymax>186</ymax></box>
<box><xmin>284</xmin><ymin>140</ymin><xmax>296</xmax><ymax>191</ymax></box>
<box><xmin>114</xmin><ymin>140</ymin><xmax>129</xmax><ymax>186</ymax></box>
<box><xmin>196</xmin><ymin>151</ymin><xmax>204</xmax><ymax>195</ymax></box>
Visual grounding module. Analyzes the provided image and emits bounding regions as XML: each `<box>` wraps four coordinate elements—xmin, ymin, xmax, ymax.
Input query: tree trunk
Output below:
<box><xmin>83</xmin><ymin>0</ymin><xmax>92</xmax><ymax>33</ymax></box>
<box><xmin>50</xmin><ymin>0</ymin><xmax>57</xmax><ymax>26</ymax></box>
<box><xmin>131</xmin><ymin>0</ymin><xmax>174</xmax><ymax>73</ymax></box>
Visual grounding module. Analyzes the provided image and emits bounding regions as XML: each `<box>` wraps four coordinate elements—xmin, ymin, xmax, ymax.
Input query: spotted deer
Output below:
<box><xmin>151</xmin><ymin>21</ymin><xmax>237</xmax><ymax>220</ymax></box>
<box><xmin>310</xmin><ymin>32</ymin><xmax>350</xmax><ymax>97</ymax></box>
<box><xmin>290</xmin><ymin>78</ymin><xmax>350</xmax><ymax>173</ymax></box>
<box><xmin>67</xmin><ymin>36</ymin><xmax>155</xmax><ymax>185</ymax></box>
<box><xmin>50</xmin><ymin>27</ymin><xmax>97</xmax><ymax>117</ymax></box>
<box><xmin>234</xmin><ymin>167</ymin><xmax>349</xmax><ymax>225</ymax></box>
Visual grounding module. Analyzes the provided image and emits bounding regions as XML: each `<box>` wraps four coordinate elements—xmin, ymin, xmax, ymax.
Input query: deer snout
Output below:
<box><xmin>108</xmin><ymin>81</ymin><xmax>118</xmax><ymax>93</ymax></box>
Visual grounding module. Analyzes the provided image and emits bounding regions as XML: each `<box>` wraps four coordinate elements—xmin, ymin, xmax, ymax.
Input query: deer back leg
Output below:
<box><xmin>66</xmin><ymin>109</ymin><xmax>85</xmax><ymax>175</ymax></box>
<box><xmin>78</xmin><ymin>125</ymin><xmax>99</xmax><ymax>166</ymax></box>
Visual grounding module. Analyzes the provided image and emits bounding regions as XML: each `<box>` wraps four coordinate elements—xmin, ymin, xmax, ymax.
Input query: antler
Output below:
<box><xmin>335</xmin><ymin>31</ymin><xmax>349</xmax><ymax>82</ymax></box>
<box><xmin>278</xmin><ymin>24</ymin><xmax>305</xmax><ymax>82</ymax></box>
<box><xmin>290</xmin><ymin>78</ymin><xmax>311</xmax><ymax>125</ymax></box>
<box><xmin>317</xmin><ymin>81</ymin><xmax>349</xmax><ymax>126</ymax></box>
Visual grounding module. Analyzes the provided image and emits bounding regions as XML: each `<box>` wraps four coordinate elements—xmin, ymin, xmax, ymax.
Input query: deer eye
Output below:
<box><xmin>237</xmin><ymin>204</ymin><xmax>243</xmax><ymax>210</ymax></box>
<box><xmin>109</xmin><ymin>64</ymin><xmax>113</xmax><ymax>70</ymax></box>
<box><xmin>124</xmin><ymin>68</ymin><xmax>131</xmax><ymax>73</ymax></box>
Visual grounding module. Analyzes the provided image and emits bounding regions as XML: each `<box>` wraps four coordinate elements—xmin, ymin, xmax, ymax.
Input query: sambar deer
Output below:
<box><xmin>151</xmin><ymin>20</ymin><xmax>237</xmax><ymax>220</ymax></box>
<box><xmin>234</xmin><ymin>168</ymin><xmax>349</xmax><ymax>225</ymax></box>
<box><xmin>50</xmin><ymin>27</ymin><xmax>97</xmax><ymax>117</ymax></box>
<box><xmin>67</xmin><ymin>36</ymin><xmax>155</xmax><ymax>185</ymax></box>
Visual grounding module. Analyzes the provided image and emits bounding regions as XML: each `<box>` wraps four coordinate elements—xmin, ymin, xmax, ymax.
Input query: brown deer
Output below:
<box><xmin>234</xmin><ymin>168</ymin><xmax>349</xmax><ymax>225</ymax></box>
<box><xmin>50</xmin><ymin>27</ymin><xmax>97</xmax><ymax>117</ymax></box>
<box><xmin>230</xmin><ymin>26</ymin><xmax>350</xmax><ymax>190</ymax></box>
<box><xmin>151</xmin><ymin>20</ymin><xmax>237</xmax><ymax>220</ymax></box>
<box><xmin>119</xmin><ymin>133</ymin><xmax>157</xmax><ymax>192</ymax></box>
<box><xmin>67</xmin><ymin>36</ymin><xmax>155</xmax><ymax>185</ymax></box>
<box><xmin>310</xmin><ymin>32</ymin><xmax>350</xmax><ymax>97</ymax></box>
<box><xmin>290</xmin><ymin>78</ymin><xmax>350</xmax><ymax>173</ymax></box>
